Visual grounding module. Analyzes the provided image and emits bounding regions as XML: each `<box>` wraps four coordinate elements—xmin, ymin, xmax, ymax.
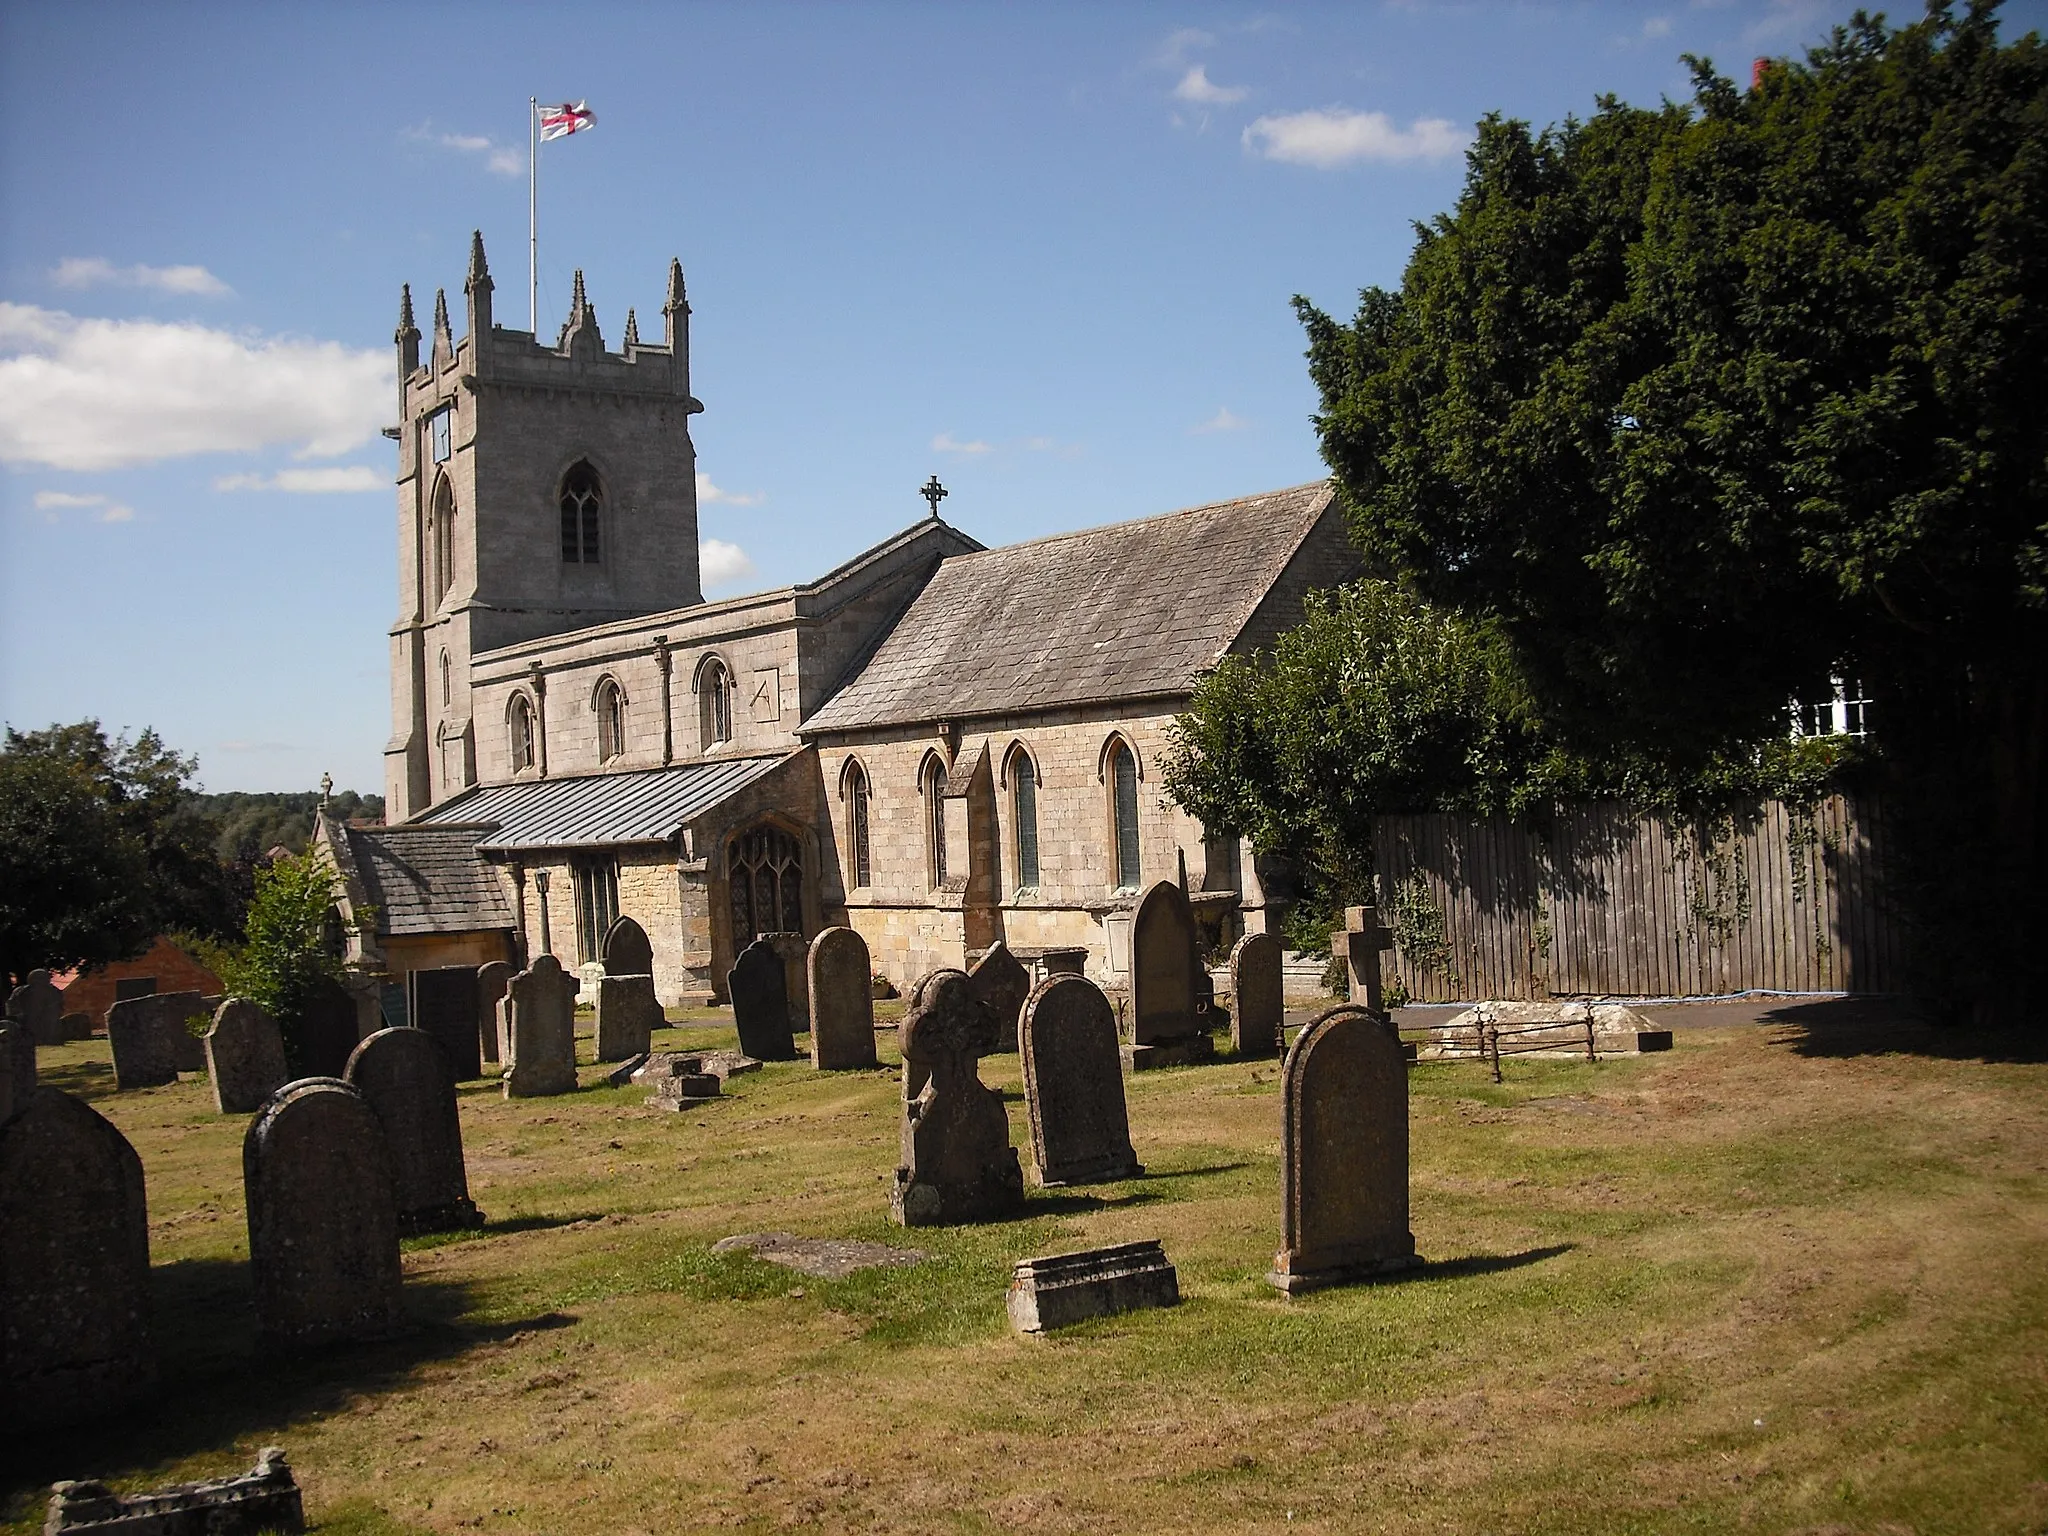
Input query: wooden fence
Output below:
<box><xmin>1372</xmin><ymin>796</ymin><xmax>1901</xmax><ymax>1001</ymax></box>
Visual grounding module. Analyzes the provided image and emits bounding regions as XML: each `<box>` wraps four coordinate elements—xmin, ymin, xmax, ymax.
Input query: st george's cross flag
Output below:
<box><xmin>538</xmin><ymin>101</ymin><xmax>596</xmax><ymax>141</ymax></box>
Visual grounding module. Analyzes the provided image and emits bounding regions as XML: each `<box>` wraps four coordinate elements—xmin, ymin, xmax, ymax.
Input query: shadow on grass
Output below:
<box><xmin>1135</xmin><ymin>1161</ymin><xmax>1251</xmax><ymax>1182</ymax></box>
<box><xmin>400</xmin><ymin>1210</ymin><xmax>610</xmax><ymax>1252</ymax></box>
<box><xmin>35</xmin><ymin>1058</ymin><xmax>118</xmax><ymax>1101</ymax></box>
<box><xmin>1760</xmin><ymin>996</ymin><xmax>2048</xmax><ymax>1064</ymax></box>
<box><xmin>0</xmin><ymin>1256</ymin><xmax>573</xmax><ymax>1500</ymax></box>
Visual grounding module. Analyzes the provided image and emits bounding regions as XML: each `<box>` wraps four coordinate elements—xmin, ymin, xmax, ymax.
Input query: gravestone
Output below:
<box><xmin>594</xmin><ymin>975</ymin><xmax>662</xmax><ymax>1062</ymax></box>
<box><xmin>61</xmin><ymin>1012</ymin><xmax>93</xmax><ymax>1042</ymax></box>
<box><xmin>1335</xmin><ymin>904</ymin><xmax>1398</xmax><ymax>1012</ymax></box>
<box><xmin>729</xmin><ymin>940</ymin><xmax>796</xmax><ymax>1061</ymax></box>
<box><xmin>761</xmin><ymin>931</ymin><xmax>812</xmax><ymax>1035</ymax></box>
<box><xmin>642</xmin><ymin>1054</ymin><xmax>723</xmax><ymax>1111</ymax></box>
<box><xmin>205</xmin><ymin>999</ymin><xmax>289</xmax><ymax>1114</ymax></box>
<box><xmin>346</xmin><ymin>1028</ymin><xmax>481</xmax><ymax>1234</ymax></box>
<box><xmin>107</xmin><ymin>993</ymin><xmax>205</xmax><ymax>1090</ymax></box>
<box><xmin>1269</xmin><ymin>1004</ymin><xmax>1417</xmax><ymax>1294</ymax></box>
<box><xmin>291</xmin><ymin>978</ymin><xmax>365</xmax><ymax>1080</ymax></box>
<box><xmin>7</xmin><ymin>970</ymin><xmax>64</xmax><ymax>1048</ymax></box>
<box><xmin>1126</xmin><ymin>882</ymin><xmax>1213</xmax><ymax>1069</ymax></box>
<box><xmin>244</xmin><ymin>1078</ymin><xmax>402</xmax><ymax>1346</ymax></box>
<box><xmin>1</xmin><ymin>1019</ymin><xmax>32</xmax><ymax>1117</ymax></box>
<box><xmin>1007</xmin><ymin>1240</ymin><xmax>1179</xmax><ymax>1333</ymax></box>
<box><xmin>407</xmin><ymin>965</ymin><xmax>482</xmax><ymax>1081</ymax></box>
<box><xmin>892</xmin><ymin>969</ymin><xmax>1022</xmax><ymax>1226</ymax></box>
<box><xmin>968</xmin><ymin>941</ymin><xmax>1031</xmax><ymax>1053</ymax></box>
<box><xmin>1019</xmin><ymin>975</ymin><xmax>1141</xmax><ymax>1186</ymax></box>
<box><xmin>43</xmin><ymin>1447</ymin><xmax>303</xmax><ymax>1535</ymax></box>
<box><xmin>1229</xmin><ymin>932</ymin><xmax>1285</xmax><ymax>1058</ymax></box>
<box><xmin>501</xmin><ymin>955</ymin><xmax>578</xmax><ymax>1097</ymax></box>
<box><xmin>603</xmin><ymin>915</ymin><xmax>654</xmax><ymax>977</ymax></box>
<box><xmin>0</xmin><ymin>1087</ymin><xmax>155</xmax><ymax>1428</ymax></box>
<box><xmin>476</xmin><ymin>960</ymin><xmax>513</xmax><ymax>1066</ymax></box>
<box><xmin>808</xmin><ymin>926</ymin><xmax>877</xmax><ymax>1070</ymax></box>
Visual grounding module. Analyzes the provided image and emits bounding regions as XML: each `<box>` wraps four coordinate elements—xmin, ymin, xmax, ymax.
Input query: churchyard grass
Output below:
<box><xmin>4</xmin><ymin>1007</ymin><xmax>2045</xmax><ymax>1534</ymax></box>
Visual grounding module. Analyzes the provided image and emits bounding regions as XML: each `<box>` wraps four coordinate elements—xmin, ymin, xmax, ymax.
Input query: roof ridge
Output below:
<box><xmin>942</xmin><ymin>479</ymin><xmax>1329</xmax><ymax>564</ymax></box>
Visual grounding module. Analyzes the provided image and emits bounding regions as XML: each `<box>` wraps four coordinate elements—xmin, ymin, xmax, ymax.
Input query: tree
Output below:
<box><xmin>219</xmin><ymin>852</ymin><xmax>345</xmax><ymax>1070</ymax></box>
<box><xmin>1282</xmin><ymin>4</ymin><xmax>2045</xmax><ymax>1018</ymax></box>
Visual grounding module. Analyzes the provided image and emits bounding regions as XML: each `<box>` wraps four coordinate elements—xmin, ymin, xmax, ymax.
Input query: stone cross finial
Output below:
<box><xmin>920</xmin><ymin>475</ymin><xmax>947</xmax><ymax>519</ymax></box>
<box><xmin>1339</xmin><ymin>904</ymin><xmax>1398</xmax><ymax>1013</ymax></box>
<box><xmin>318</xmin><ymin>772</ymin><xmax>332</xmax><ymax>809</ymax></box>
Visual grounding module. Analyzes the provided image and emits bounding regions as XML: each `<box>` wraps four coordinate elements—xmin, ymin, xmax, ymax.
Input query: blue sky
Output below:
<box><xmin>5</xmin><ymin>0</ymin><xmax>2038</xmax><ymax>796</ymax></box>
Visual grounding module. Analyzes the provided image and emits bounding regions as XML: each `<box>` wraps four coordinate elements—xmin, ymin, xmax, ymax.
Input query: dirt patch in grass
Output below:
<box><xmin>4</xmin><ymin>1016</ymin><xmax>2045</xmax><ymax>1534</ymax></box>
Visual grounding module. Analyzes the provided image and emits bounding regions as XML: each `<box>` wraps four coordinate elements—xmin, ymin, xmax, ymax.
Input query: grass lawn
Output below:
<box><xmin>4</xmin><ymin>1003</ymin><xmax>2045</xmax><ymax>1535</ymax></box>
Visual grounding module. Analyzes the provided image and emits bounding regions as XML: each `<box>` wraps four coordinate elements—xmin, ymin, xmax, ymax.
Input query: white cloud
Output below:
<box><xmin>1191</xmin><ymin>407</ymin><xmax>1248</xmax><ymax>435</ymax></box>
<box><xmin>31</xmin><ymin>489</ymin><xmax>132</xmax><ymax>522</ymax></box>
<box><xmin>1641</xmin><ymin>16</ymin><xmax>1674</xmax><ymax>39</ymax></box>
<box><xmin>1243</xmin><ymin>108</ymin><xmax>1469</xmax><ymax>168</ymax></box>
<box><xmin>52</xmin><ymin>257</ymin><xmax>231</xmax><ymax>297</ymax></box>
<box><xmin>1154</xmin><ymin>27</ymin><xmax>1215</xmax><ymax>69</ymax></box>
<box><xmin>931</xmin><ymin>432</ymin><xmax>992</xmax><ymax>456</ymax></box>
<box><xmin>214</xmin><ymin>466</ymin><xmax>385</xmax><ymax>494</ymax></box>
<box><xmin>700</xmin><ymin>538</ymin><xmax>756</xmax><ymax>591</ymax></box>
<box><xmin>696</xmin><ymin>471</ymin><xmax>765</xmax><ymax>507</ymax></box>
<box><xmin>410</xmin><ymin>125</ymin><xmax>524</xmax><ymax>178</ymax></box>
<box><xmin>1174</xmin><ymin>65</ymin><xmax>1248</xmax><ymax>106</ymax></box>
<box><xmin>0</xmin><ymin>303</ymin><xmax>389</xmax><ymax>472</ymax></box>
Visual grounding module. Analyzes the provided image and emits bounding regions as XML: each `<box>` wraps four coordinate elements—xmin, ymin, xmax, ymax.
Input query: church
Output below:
<box><xmin>318</xmin><ymin>234</ymin><xmax>1357</xmax><ymax>1006</ymax></box>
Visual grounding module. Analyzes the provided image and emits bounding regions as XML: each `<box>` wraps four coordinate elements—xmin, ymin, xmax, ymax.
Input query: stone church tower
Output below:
<box><xmin>385</xmin><ymin>233</ymin><xmax>705</xmax><ymax>819</ymax></box>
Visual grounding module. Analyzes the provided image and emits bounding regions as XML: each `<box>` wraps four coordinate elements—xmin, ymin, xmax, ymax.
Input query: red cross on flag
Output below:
<box><xmin>538</xmin><ymin>101</ymin><xmax>596</xmax><ymax>142</ymax></box>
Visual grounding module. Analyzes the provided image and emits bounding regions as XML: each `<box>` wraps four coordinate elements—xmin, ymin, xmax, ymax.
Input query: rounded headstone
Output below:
<box><xmin>346</xmin><ymin>1028</ymin><xmax>480</xmax><ymax>1234</ymax></box>
<box><xmin>7</xmin><ymin>970</ymin><xmax>65</xmax><ymax>1048</ymax></box>
<box><xmin>808</xmin><ymin>927</ymin><xmax>877</xmax><ymax>1070</ymax></box>
<box><xmin>205</xmin><ymin>998</ymin><xmax>290</xmax><ymax>1114</ymax></box>
<box><xmin>1020</xmin><ymin>975</ymin><xmax>1141</xmax><ymax>1186</ymax></box>
<box><xmin>602</xmin><ymin>915</ymin><xmax>654</xmax><ymax>978</ymax></box>
<box><xmin>1229</xmin><ymin>932</ymin><xmax>1285</xmax><ymax>1058</ymax></box>
<box><xmin>729</xmin><ymin>940</ymin><xmax>796</xmax><ymax>1061</ymax></box>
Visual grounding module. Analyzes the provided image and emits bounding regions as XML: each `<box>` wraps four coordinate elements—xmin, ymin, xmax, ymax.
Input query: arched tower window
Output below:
<box><xmin>559</xmin><ymin>459</ymin><xmax>602</xmax><ymax>564</ymax></box>
<box><xmin>439</xmin><ymin>649</ymin><xmax>451</xmax><ymax>707</ymax></box>
<box><xmin>924</xmin><ymin>757</ymin><xmax>949</xmax><ymax>889</ymax></box>
<box><xmin>1009</xmin><ymin>747</ymin><xmax>1040</xmax><ymax>890</ymax></box>
<box><xmin>595</xmin><ymin>677</ymin><xmax>626</xmax><ymax>762</ymax></box>
<box><xmin>509</xmin><ymin>693</ymin><xmax>537</xmax><ymax>773</ymax></box>
<box><xmin>843</xmin><ymin>759</ymin><xmax>872</xmax><ymax>890</ymax></box>
<box><xmin>699</xmin><ymin>657</ymin><xmax>733</xmax><ymax>748</ymax></box>
<box><xmin>1108</xmin><ymin>739</ymin><xmax>1140</xmax><ymax>890</ymax></box>
<box><xmin>430</xmin><ymin>475</ymin><xmax>456</xmax><ymax>602</ymax></box>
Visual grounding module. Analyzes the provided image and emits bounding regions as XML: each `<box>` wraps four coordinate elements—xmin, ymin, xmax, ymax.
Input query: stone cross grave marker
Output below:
<box><xmin>892</xmin><ymin>969</ymin><xmax>1022</xmax><ymax>1226</ymax></box>
<box><xmin>761</xmin><ymin>931</ymin><xmax>812</xmax><ymax>1036</ymax></box>
<box><xmin>729</xmin><ymin>939</ymin><xmax>796</xmax><ymax>1061</ymax></box>
<box><xmin>407</xmin><ymin>965</ymin><xmax>482</xmax><ymax>1081</ymax></box>
<box><xmin>808</xmin><ymin>926</ymin><xmax>877</xmax><ymax>1070</ymax></box>
<box><xmin>968</xmin><ymin>941</ymin><xmax>1031</xmax><ymax>1053</ymax></box>
<box><xmin>1127</xmin><ymin>881</ymin><xmax>1213</xmax><ymax>1069</ymax></box>
<box><xmin>0</xmin><ymin>1087</ymin><xmax>155</xmax><ymax>1429</ymax></box>
<box><xmin>107</xmin><ymin>993</ymin><xmax>206</xmax><ymax>1090</ymax></box>
<box><xmin>244</xmin><ymin>1078</ymin><xmax>403</xmax><ymax>1346</ymax></box>
<box><xmin>1336</xmin><ymin>904</ymin><xmax>1398</xmax><ymax>1013</ymax></box>
<box><xmin>1269</xmin><ymin>1004</ymin><xmax>1417</xmax><ymax>1294</ymax></box>
<box><xmin>346</xmin><ymin>1028</ymin><xmax>481</xmax><ymax>1234</ymax></box>
<box><xmin>476</xmin><ymin>960</ymin><xmax>513</xmax><ymax>1067</ymax></box>
<box><xmin>1020</xmin><ymin>974</ymin><xmax>1142</xmax><ymax>1187</ymax></box>
<box><xmin>603</xmin><ymin>915</ymin><xmax>654</xmax><ymax>977</ymax></box>
<box><xmin>7</xmin><ymin>970</ymin><xmax>64</xmax><ymax>1048</ymax></box>
<box><xmin>1229</xmin><ymin>932</ymin><xmax>1285</xmax><ymax>1058</ymax></box>
<box><xmin>502</xmin><ymin>955</ymin><xmax>579</xmax><ymax>1097</ymax></box>
<box><xmin>204</xmin><ymin>999</ymin><xmax>289</xmax><ymax>1115</ymax></box>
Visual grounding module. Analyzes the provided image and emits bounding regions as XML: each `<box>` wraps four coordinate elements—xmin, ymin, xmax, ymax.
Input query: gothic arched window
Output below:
<box><xmin>699</xmin><ymin>657</ymin><xmax>733</xmax><ymax>748</ymax></box>
<box><xmin>844</xmin><ymin>759</ymin><xmax>872</xmax><ymax>890</ymax></box>
<box><xmin>1107</xmin><ymin>739</ymin><xmax>1140</xmax><ymax>890</ymax></box>
<box><xmin>1008</xmin><ymin>746</ymin><xmax>1040</xmax><ymax>890</ymax></box>
<box><xmin>924</xmin><ymin>757</ymin><xmax>949</xmax><ymax>890</ymax></box>
<box><xmin>509</xmin><ymin>693</ymin><xmax>537</xmax><ymax>773</ymax></box>
<box><xmin>728</xmin><ymin>823</ymin><xmax>804</xmax><ymax>945</ymax></box>
<box><xmin>439</xmin><ymin>649</ymin><xmax>451</xmax><ymax>707</ymax></box>
<box><xmin>559</xmin><ymin>459</ymin><xmax>602</xmax><ymax>564</ymax></box>
<box><xmin>595</xmin><ymin>677</ymin><xmax>626</xmax><ymax>762</ymax></box>
<box><xmin>430</xmin><ymin>475</ymin><xmax>456</xmax><ymax>603</ymax></box>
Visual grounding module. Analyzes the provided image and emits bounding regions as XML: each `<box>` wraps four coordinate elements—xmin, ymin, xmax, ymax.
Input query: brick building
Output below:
<box><xmin>332</xmin><ymin>234</ymin><xmax>1356</xmax><ymax>1003</ymax></box>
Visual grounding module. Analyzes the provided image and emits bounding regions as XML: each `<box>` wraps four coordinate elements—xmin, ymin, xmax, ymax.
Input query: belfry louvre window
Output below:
<box><xmin>560</xmin><ymin>460</ymin><xmax>602</xmax><ymax>564</ymax></box>
<box><xmin>729</xmin><ymin>824</ymin><xmax>803</xmax><ymax>944</ymax></box>
<box><xmin>572</xmin><ymin>856</ymin><xmax>619</xmax><ymax>964</ymax></box>
<box><xmin>1109</xmin><ymin>742</ymin><xmax>1140</xmax><ymax>890</ymax></box>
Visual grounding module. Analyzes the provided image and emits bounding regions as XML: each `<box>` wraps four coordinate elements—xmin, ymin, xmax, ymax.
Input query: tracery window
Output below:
<box><xmin>596</xmin><ymin>678</ymin><xmax>626</xmax><ymax>762</ymax></box>
<box><xmin>1010</xmin><ymin>749</ymin><xmax>1040</xmax><ymax>890</ymax></box>
<box><xmin>925</xmin><ymin>758</ymin><xmax>949</xmax><ymax>890</ymax></box>
<box><xmin>700</xmin><ymin>657</ymin><xmax>733</xmax><ymax>748</ymax></box>
<box><xmin>572</xmin><ymin>856</ymin><xmax>619</xmax><ymax>964</ymax></box>
<box><xmin>1108</xmin><ymin>740</ymin><xmax>1140</xmax><ymax>890</ymax></box>
<box><xmin>845</xmin><ymin>760</ymin><xmax>872</xmax><ymax>890</ymax></box>
<box><xmin>728</xmin><ymin>824</ymin><xmax>804</xmax><ymax>944</ymax></box>
<box><xmin>559</xmin><ymin>459</ymin><xmax>602</xmax><ymax>564</ymax></box>
<box><xmin>510</xmin><ymin>694</ymin><xmax>537</xmax><ymax>773</ymax></box>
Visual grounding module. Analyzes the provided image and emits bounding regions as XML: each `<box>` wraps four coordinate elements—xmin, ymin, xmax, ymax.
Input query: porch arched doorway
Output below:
<box><xmin>727</xmin><ymin>822</ymin><xmax>805</xmax><ymax>944</ymax></box>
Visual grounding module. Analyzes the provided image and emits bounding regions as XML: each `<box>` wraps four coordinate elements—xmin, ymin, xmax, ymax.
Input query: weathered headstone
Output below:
<box><xmin>892</xmin><ymin>969</ymin><xmax>1022</xmax><ymax>1226</ymax></box>
<box><xmin>501</xmin><ymin>954</ymin><xmax>579</xmax><ymax>1097</ymax></box>
<box><xmin>1019</xmin><ymin>975</ymin><xmax>1141</xmax><ymax>1186</ymax></box>
<box><xmin>761</xmin><ymin>930</ymin><xmax>812</xmax><ymax>1035</ymax></box>
<box><xmin>808</xmin><ymin>926</ymin><xmax>877</xmax><ymax>1070</ymax></box>
<box><xmin>968</xmin><ymin>941</ymin><xmax>1031</xmax><ymax>1053</ymax></box>
<box><xmin>346</xmin><ymin>1028</ymin><xmax>481</xmax><ymax>1234</ymax></box>
<box><xmin>244</xmin><ymin>1078</ymin><xmax>403</xmax><ymax>1346</ymax></box>
<box><xmin>7</xmin><ymin>969</ymin><xmax>64</xmax><ymax>1048</ymax></box>
<box><xmin>729</xmin><ymin>940</ymin><xmax>796</xmax><ymax>1061</ymax></box>
<box><xmin>205</xmin><ymin>999</ymin><xmax>289</xmax><ymax>1114</ymax></box>
<box><xmin>1269</xmin><ymin>1004</ymin><xmax>1417</xmax><ymax>1294</ymax></box>
<box><xmin>0</xmin><ymin>1087</ymin><xmax>155</xmax><ymax>1428</ymax></box>
<box><xmin>291</xmin><ymin>977</ymin><xmax>364</xmax><ymax>1080</ymax></box>
<box><xmin>61</xmin><ymin>1012</ymin><xmax>93</xmax><ymax>1042</ymax></box>
<box><xmin>1</xmin><ymin>1019</ymin><xmax>33</xmax><ymax>1117</ymax></box>
<box><xmin>1335</xmin><ymin>904</ymin><xmax>1398</xmax><ymax>1012</ymax></box>
<box><xmin>407</xmin><ymin>965</ymin><xmax>483</xmax><ymax>1081</ymax></box>
<box><xmin>594</xmin><ymin>974</ymin><xmax>662</xmax><ymax>1062</ymax></box>
<box><xmin>43</xmin><ymin>1448</ymin><xmax>303</xmax><ymax>1535</ymax></box>
<box><xmin>476</xmin><ymin>960</ymin><xmax>512</xmax><ymax>1066</ymax></box>
<box><xmin>1229</xmin><ymin>932</ymin><xmax>1285</xmax><ymax>1058</ymax></box>
<box><xmin>107</xmin><ymin>992</ymin><xmax>206</xmax><ymax>1090</ymax></box>
<box><xmin>1126</xmin><ymin>881</ymin><xmax>1212</xmax><ymax>1069</ymax></box>
<box><xmin>603</xmin><ymin>914</ymin><xmax>654</xmax><ymax>977</ymax></box>
<box><xmin>1007</xmin><ymin>1240</ymin><xmax>1179</xmax><ymax>1333</ymax></box>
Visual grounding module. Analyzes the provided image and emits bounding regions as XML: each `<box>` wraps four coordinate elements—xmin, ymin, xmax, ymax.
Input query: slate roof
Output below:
<box><xmin>800</xmin><ymin>481</ymin><xmax>1336</xmax><ymax>733</ymax></box>
<box><xmin>343</xmin><ymin>824</ymin><xmax>514</xmax><ymax>937</ymax></box>
<box><xmin>413</xmin><ymin>753</ymin><xmax>793</xmax><ymax>852</ymax></box>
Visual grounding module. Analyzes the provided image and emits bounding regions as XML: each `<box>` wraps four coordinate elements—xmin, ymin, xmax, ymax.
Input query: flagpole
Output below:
<box><xmin>528</xmin><ymin>98</ymin><xmax>539</xmax><ymax>333</ymax></box>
